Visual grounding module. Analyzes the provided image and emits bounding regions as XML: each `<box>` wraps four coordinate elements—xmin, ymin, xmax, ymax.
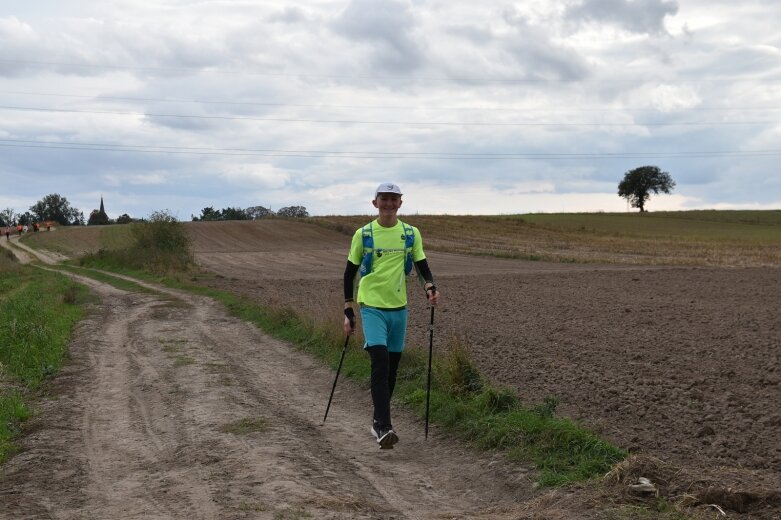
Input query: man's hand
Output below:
<box><xmin>425</xmin><ymin>284</ymin><xmax>440</xmax><ymax>306</ymax></box>
<box><xmin>343</xmin><ymin>307</ymin><xmax>356</xmax><ymax>335</ymax></box>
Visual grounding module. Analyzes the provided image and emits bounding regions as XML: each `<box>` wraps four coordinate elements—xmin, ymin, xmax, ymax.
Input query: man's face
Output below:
<box><xmin>373</xmin><ymin>192</ymin><xmax>402</xmax><ymax>216</ymax></box>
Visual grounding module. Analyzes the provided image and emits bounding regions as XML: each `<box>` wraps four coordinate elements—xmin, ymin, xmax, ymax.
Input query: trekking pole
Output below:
<box><xmin>322</xmin><ymin>335</ymin><xmax>350</xmax><ymax>424</ymax></box>
<box><xmin>425</xmin><ymin>305</ymin><xmax>435</xmax><ymax>440</ymax></box>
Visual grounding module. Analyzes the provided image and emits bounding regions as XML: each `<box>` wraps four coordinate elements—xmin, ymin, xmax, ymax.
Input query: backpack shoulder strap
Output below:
<box><xmin>359</xmin><ymin>222</ymin><xmax>374</xmax><ymax>276</ymax></box>
<box><xmin>400</xmin><ymin>221</ymin><xmax>415</xmax><ymax>275</ymax></box>
<box><xmin>401</xmin><ymin>221</ymin><xmax>415</xmax><ymax>248</ymax></box>
<box><xmin>361</xmin><ymin>222</ymin><xmax>373</xmax><ymax>251</ymax></box>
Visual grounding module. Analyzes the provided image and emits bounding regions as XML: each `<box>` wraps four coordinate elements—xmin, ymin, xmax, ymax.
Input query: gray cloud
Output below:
<box><xmin>565</xmin><ymin>0</ymin><xmax>679</xmax><ymax>35</ymax></box>
<box><xmin>501</xmin><ymin>12</ymin><xmax>590</xmax><ymax>81</ymax></box>
<box><xmin>331</xmin><ymin>0</ymin><xmax>425</xmax><ymax>73</ymax></box>
<box><xmin>267</xmin><ymin>6</ymin><xmax>309</xmax><ymax>24</ymax></box>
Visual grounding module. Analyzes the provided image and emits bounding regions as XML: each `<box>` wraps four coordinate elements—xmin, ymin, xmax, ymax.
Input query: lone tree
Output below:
<box><xmin>618</xmin><ymin>166</ymin><xmax>676</xmax><ymax>212</ymax></box>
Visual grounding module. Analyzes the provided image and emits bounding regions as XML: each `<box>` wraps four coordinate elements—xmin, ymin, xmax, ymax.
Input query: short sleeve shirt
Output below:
<box><xmin>348</xmin><ymin>219</ymin><xmax>426</xmax><ymax>309</ymax></box>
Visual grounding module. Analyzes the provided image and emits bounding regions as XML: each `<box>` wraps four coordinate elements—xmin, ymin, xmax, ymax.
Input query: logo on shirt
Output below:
<box><xmin>375</xmin><ymin>248</ymin><xmax>403</xmax><ymax>258</ymax></box>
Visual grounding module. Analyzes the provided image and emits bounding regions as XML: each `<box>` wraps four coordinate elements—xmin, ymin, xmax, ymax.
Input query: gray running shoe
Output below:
<box><xmin>376</xmin><ymin>427</ymin><xmax>399</xmax><ymax>449</ymax></box>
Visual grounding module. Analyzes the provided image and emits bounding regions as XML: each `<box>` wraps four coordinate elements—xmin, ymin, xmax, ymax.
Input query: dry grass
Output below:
<box><xmin>310</xmin><ymin>211</ymin><xmax>781</xmax><ymax>267</ymax></box>
<box><xmin>602</xmin><ymin>454</ymin><xmax>781</xmax><ymax>517</ymax></box>
<box><xmin>21</xmin><ymin>225</ymin><xmax>134</xmax><ymax>257</ymax></box>
<box><xmin>22</xmin><ymin>211</ymin><xmax>781</xmax><ymax>267</ymax></box>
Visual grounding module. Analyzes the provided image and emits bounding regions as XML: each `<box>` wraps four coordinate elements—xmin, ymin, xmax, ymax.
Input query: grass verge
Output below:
<box><xmin>0</xmin><ymin>264</ymin><xmax>88</xmax><ymax>462</ymax></box>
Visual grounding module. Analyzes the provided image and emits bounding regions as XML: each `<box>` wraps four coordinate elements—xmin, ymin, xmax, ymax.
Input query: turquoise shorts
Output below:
<box><xmin>360</xmin><ymin>306</ymin><xmax>408</xmax><ymax>353</ymax></box>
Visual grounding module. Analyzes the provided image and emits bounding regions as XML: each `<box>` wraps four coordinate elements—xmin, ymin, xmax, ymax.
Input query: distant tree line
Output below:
<box><xmin>1</xmin><ymin>193</ymin><xmax>139</xmax><ymax>228</ymax></box>
<box><xmin>3</xmin><ymin>194</ymin><xmax>311</xmax><ymax>230</ymax></box>
<box><xmin>191</xmin><ymin>205</ymin><xmax>309</xmax><ymax>221</ymax></box>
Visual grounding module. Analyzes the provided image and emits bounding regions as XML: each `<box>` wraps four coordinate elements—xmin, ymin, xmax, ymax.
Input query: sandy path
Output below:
<box><xmin>0</xmin><ymin>268</ymin><xmax>534</xmax><ymax>520</ymax></box>
<box><xmin>0</xmin><ymin>236</ymin><xmax>34</xmax><ymax>264</ymax></box>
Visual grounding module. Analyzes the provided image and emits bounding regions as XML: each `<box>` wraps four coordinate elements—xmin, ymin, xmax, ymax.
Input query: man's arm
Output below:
<box><xmin>415</xmin><ymin>259</ymin><xmax>439</xmax><ymax>305</ymax></box>
<box><xmin>343</xmin><ymin>261</ymin><xmax>359</xmax><ymax>334</ymax></box>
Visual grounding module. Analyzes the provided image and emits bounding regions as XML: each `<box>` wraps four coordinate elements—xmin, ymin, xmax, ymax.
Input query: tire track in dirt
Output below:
<box><xmin>1</xmin><ymin>268</ymin><xmax>536</xmax><ymax>519</ymax></box>
<box><xmin>0</xmin><ymin>236</ymin><xmax>34</xmax><ymax>264</ymax></box>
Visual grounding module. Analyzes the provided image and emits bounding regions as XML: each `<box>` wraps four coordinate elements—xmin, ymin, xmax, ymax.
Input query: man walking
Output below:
<box><xmin>342</xmin><ymin>182</ymin><xmax>440</xmax><ymax>449</ymax></box>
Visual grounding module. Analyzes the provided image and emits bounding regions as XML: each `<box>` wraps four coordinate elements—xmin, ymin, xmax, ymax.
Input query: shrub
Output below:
<box><xmin>80</xmin><ymin>210</ymin><xmax>194</xmax><ymax>275</ymax></box>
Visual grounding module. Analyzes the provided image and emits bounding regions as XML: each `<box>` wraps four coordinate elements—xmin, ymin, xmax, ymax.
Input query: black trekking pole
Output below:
<box><xmin>322</xmin><ymin>335</ymin><xmax>350</xmax><ymax>424</ymax></box>
<box><xmin>425</xmin><ymin>305</ymin><xmax>435</xmax><ymax>440</ymax></box>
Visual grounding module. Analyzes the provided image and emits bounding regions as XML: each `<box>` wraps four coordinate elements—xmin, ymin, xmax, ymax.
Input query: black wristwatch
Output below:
<box><xmin>425</xmin><ymin>284</ymin><xmax>437</xmax><ymax>295</ymax></box>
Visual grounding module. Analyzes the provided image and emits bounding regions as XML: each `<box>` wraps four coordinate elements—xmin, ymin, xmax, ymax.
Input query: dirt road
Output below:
<box><xmin>5</xmin><ymin>220</ymin><xmax>780</xmax><ymax>518</ymax></box>
<box><xmin>1</xmin><ymin>266</ymin><xmax>536</xmax><ymax>520</ymax></box>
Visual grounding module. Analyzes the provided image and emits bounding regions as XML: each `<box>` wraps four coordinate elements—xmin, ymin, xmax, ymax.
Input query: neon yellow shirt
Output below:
<box><xmin>348</xmin><ymin>219</ymin><xmax>426</xmax><ymax>309</ymax></box>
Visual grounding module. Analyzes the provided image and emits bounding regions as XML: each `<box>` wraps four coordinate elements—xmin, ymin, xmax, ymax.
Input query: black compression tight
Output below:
<box><xmin>366</xmin><ymin>345</ymin><xmax>402</xmax><ymax>429</ymax></box>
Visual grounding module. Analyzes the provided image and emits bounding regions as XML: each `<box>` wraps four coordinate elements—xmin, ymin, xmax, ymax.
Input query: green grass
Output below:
<box><xmin>0</xmin><ymin>271</ymin><xmax>86</xmax><ymax>388</ymax></box>
<box><xmin>57</xmin><ymin>264</ymin><xmax>158</xmax><ymax>294</ymax></box>
<box><xmin>0</xmin><ymin>263</ymin><xmax>88</xmax><ymax>463</ymax></box>
<box><xmin>518</xmin><ymin>211</ymin><xmax>781</xmax><ymax>242</ymax></box>
<box><xmin>0</xmin><ymin>392</ymin><xmax>29</xmax><ymax>462</ymax></box>
<box><xmin>219</xmin><ymin>417</ymin><xmax>270</xmax><ymax>435</ymax></box>
<box><xmin>173</xmin><ymin>355</ymin><xmax>195</xmax><ymax>366</ymax></box>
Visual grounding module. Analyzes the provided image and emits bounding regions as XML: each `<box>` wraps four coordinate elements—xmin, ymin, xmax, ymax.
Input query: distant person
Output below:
<box><xmin>342</xmin><ymin>182</ymin><xmax>440</xmax><ymax>449</ymax></box>
<box><xmin>4</xmin><ymin>228</ymin><xmax>9</xmax><ymax>240</ymax></box>
<box><xmin>16</xmin><ymin>224</ymin><xmax>22</xmax><ymax>236</ymax></box>
<box><xmin>46</xmin><ymin>222</ymin><xmax>51</xmax><ymax>231</ymax></box>
<box><xmin>34</xmin><ymin>222</ymin><xmax>40</xmax><ymax>232</ymax></box>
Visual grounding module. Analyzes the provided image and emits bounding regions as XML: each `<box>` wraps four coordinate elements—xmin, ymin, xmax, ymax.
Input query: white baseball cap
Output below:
<box><xmin>374</xmin><ymin>182</ymin><xmax>403</xmax><ymax>198</ymax></box>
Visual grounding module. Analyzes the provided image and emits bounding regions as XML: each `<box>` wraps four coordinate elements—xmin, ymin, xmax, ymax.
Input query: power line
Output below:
<box><xmin>3</xmin><ymin>90</ymin><xmax>781</xmax><ymax>113</ymax></box>
<box><xmin>2</xmin><ymin>138</ymin><xmax>780</xmax><ymax>160</ymax></box>
<box><xmin>1</xmin><ymin>104</ymin><xmax>777</xmax><ymax>127</ymax></box>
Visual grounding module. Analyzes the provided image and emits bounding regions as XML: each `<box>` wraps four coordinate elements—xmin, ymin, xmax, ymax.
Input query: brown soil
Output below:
<box><xmin>2</xmin><ymin>219</ymin><xmax>779</xmax><ymax>519</ymax></box>
<box><xmin>191</xmin><ymin>220</ymin><xmax>781</xmax><ymax>518</ymax></box>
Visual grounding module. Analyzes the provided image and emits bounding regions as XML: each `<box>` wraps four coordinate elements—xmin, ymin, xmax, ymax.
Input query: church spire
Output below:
<box><xmin>100</xmin><ymin>195</ymin><xmax>105</xmax><ymax>214</ymax></box>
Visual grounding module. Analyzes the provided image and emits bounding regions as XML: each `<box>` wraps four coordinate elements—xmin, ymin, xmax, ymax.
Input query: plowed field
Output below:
<box><xmin>191</xmin><ymin>220</ymin><xmax>781</xmax><ymax>517</ymax></box>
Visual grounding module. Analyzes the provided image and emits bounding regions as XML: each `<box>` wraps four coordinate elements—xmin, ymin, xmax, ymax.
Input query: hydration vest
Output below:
<box><xmin>359</xmin><ymin>221</ymin><xmax>415</xmax><ymax>277</ymax></box>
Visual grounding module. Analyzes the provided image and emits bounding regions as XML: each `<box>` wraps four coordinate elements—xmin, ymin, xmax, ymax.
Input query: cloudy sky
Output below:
<box><xmin>1</xmin><ymin>0</ymin><xmax>780</xmax><ymax>219</ymax></box>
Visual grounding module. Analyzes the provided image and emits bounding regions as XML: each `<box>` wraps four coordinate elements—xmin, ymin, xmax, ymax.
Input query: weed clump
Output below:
<box><xmin>442</xmin><ymin>335</ymin><xmax>483</xmax><ymax>396</ymax></box>
<box><xmin>80</xmin><ymin>210</ymin><xmax>194</xmax><ymax>275</ymax></box>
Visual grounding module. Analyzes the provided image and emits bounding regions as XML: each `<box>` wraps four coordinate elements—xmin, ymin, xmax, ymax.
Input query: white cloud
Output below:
<box><xmin>219</xmin><ymin>163</ymin><xmax>290</xmax><ymax>188</ymax></box>
<box><xmin>0</xmin><ymin>0</ymin><xmax>778</xmax><ymax>218</ymax></box>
